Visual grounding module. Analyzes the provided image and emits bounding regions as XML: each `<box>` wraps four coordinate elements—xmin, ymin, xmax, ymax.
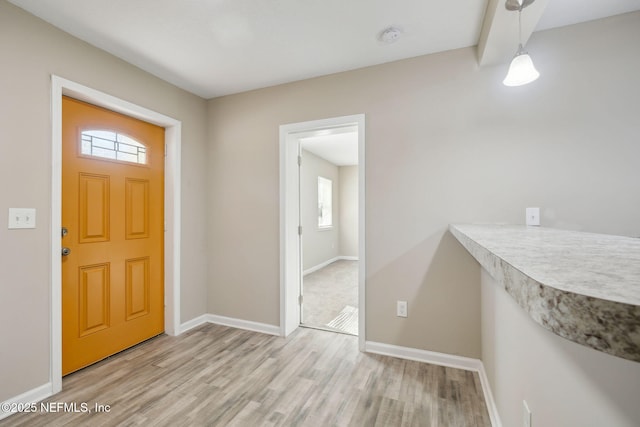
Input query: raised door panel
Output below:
<box><xmin>79</xmin><ymin>173</ymin><xmax>110</xmax><ymax>243</ymax></box>
<box><xmin>125</xmin><ymin>257</ymin><xmax>150</xmax><ymax>320</ymax></box>
<box><xmin>78</xmin><ymin>263</ymin><xmax>110</xmax><ymax>336</ymax></box>
<box><xmin>125</xmin><ymin>178</ymin><xmax>149</xmax><ymax>239</ymax></box>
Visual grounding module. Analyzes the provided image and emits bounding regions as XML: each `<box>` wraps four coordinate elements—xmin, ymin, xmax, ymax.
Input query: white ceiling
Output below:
<box><xmin>300</xmin><ymin>130</ymin><xmax>359</xmax><ymax>167</ymax></box>
<box><xmin>536</xmin><ymin>0</ymin><xmax>640</xmax><ymax>31</ymax></box>
<box><xmin>8</xmin><ymin>0</ymin><xmax>640</xmax><ymax>98</ymax></box>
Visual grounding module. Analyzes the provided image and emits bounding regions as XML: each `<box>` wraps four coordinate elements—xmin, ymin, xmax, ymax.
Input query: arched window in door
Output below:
<box><xmin>81</xmin><ymin>130</ymin><xmax>147</xmax><ymax>164</ymax></box>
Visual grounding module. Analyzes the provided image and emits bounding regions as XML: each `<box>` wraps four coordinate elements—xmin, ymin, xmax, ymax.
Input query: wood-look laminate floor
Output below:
<box><xmin>0</xmin><ymin>324</ymin><xmax>491</xmax><ymax>427</ymax></box>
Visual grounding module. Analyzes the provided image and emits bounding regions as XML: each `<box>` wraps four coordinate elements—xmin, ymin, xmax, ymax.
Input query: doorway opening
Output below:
<box><xmin>279</xmin><ymin>114</ymin><xmax>365</xmax><ymax>349</ymax></box>
<box><xmin>299</xmin><ymin>128</ymin><xmax>359</xmax><ymax>335</ymax></box>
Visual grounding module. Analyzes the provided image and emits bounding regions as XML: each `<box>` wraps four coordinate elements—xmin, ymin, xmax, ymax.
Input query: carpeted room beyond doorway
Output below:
<box><xmin>302</xmin><ymin>260</ymin><xmax>359</xmax><ymax>335</ymax></box>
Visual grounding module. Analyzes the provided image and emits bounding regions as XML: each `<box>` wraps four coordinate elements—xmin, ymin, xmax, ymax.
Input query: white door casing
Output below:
<box><xmin>51</xmin><ymin>76</ymin><xmax>181</xmax><ymax>392</ymax></box>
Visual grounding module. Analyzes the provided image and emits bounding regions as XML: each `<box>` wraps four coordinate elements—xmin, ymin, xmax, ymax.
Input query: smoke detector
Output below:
<box><xmin>379</xmin><ymin>26</ymin><xmax>402</xmax><ymax>43</ymax></box>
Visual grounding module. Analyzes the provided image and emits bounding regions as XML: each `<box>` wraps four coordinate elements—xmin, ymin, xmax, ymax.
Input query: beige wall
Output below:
<box><xmin>2</xmin><ymin>0</ymin><xmax>639</xmax><ymax>406</ymax></box>
<box><xmin>300</xmin><ymin>149</ymin><xmax>340</xmax><ymax>271</ymax></box>
<box><xmin>339</xmin><ymin>165</ymin><xmax>358</xmax><ymax>258</ymax></box>
<box><xmin>0</xmin><ymin>1</ymin><xmax>208</xmax><ymax>402</ymax></box>
<box><xmin>207</xmin><ymin>12</ymin><xmax>640</xmax><ymax>358</ymax></box>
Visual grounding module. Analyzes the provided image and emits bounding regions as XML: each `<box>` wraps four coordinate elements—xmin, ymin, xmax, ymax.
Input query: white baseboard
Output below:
<box><xmin>207</xmin><ymin>314</ymin><xmax>280</xmax><ymax>336</ymax></box>
<box><xmin>303</xmin><ymin>256</ymin><xmax>359</xmax><ymax>276</ymax></box>
<box><xmin>365</xmin><ymin>341</ymin><xmax>502</xmax><ymax>427</ymax></box>
<box><xmin>180</xmin><ymin>314</ymin><xmax>280</xmax><ymax>336</ymax></box>
<box><xmin>179</xmin><ymin>314</ymin><xmax>211</xmax><ymax>334</ymax></box>
<box><xmin>303</xmin><ymin>256</ymin><xmax>339</xmax><ymax>276</ymax></box>
<box><xmin>365</xmin><ymin>341</ymin><xmax>482</xmax><ymax>371</ymax></box>
<box><xmin>476</xmin><ymin>362</ymin><xmax>502</xmax><ymax>427</ymax></box>
<box><xmin>0</xmin><ymin>383</ymin><xmax>53</xmax><ymax>421</ymax></box>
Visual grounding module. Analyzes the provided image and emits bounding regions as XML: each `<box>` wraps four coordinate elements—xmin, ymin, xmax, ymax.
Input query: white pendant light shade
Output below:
<box><xmin>503</xmin><ymin>46</ymin><xmax>540</xmax><ymax>86</ymax></box>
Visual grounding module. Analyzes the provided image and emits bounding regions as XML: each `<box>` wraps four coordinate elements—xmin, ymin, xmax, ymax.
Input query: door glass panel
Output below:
<box><xmin>81</xmin><ymin>130</ymin><xmax>147</xmax><ymax>164</ymax></box>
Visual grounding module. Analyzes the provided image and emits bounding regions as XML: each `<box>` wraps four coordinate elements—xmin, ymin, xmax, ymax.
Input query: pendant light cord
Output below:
<box><xmin>518</xmin><ymin>7</ymin><xmax>523</xmax><ymax>48</ymax></box>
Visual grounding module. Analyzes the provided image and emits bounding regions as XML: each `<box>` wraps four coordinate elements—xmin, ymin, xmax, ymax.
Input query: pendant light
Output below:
<box><xmin>503</xmin><ymin>0</ymin><xmax>539</xmax><ymax>87</ymax></box>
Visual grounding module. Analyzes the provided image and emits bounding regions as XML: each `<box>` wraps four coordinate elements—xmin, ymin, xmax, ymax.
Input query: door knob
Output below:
<box><xmin>61</xmin><ymin>247</ymin><xmax>71</xmax><ymax>256</ymax></box>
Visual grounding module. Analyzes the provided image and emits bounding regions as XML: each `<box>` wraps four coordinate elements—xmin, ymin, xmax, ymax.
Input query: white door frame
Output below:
<box><xmin>279</xmin><ymin>114</ymin><xmax>365</xmax><ymax>350</ymax></box>
<box><xmin>50</xmin><ymin>76</ymin><xmax>182</xmax><ymax>393</ymax></box>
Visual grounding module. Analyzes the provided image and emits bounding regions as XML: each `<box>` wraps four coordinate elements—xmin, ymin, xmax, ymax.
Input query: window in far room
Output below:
<box><xmin>317</xmin><ymin>176</ymin><xmax>332</xmax><ymax>229</ymax></box>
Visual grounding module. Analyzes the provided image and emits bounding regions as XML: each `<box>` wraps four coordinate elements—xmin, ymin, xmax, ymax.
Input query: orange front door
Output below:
<box><xmin>61</xmin><ymin>96</ymin><xmax>164</xmax><ymax>375</ymax></box>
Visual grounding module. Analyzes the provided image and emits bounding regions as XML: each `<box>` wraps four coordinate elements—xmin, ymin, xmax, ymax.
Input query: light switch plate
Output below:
<box><xmin>526</xmin><ymin>207</ymin><xmax>540</xmax><ymax>226</ymax></box>
<box><xmin>8</xmin><ymin>208</ymin><xmax>36</xmax><ymax>229</ymax></box>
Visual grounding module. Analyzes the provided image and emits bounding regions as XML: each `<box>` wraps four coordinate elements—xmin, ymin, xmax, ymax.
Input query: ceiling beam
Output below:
<box><xmin>477</xmin><ymin>0</ymin><xmax>550</xmax><ymax>66</ymax></box>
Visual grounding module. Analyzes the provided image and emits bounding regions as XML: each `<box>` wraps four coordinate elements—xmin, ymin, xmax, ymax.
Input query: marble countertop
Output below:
<box><xmin>450</xmin><ymin>224</ymin><xmax>640</xmax><ymax>362</ymax></box>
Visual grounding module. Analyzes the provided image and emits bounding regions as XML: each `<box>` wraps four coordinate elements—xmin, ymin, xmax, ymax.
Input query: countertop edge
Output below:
<box><xmin>449</xmin><ymin>224</ymin><xmax>640</xmax><ymax>363</ymax></box>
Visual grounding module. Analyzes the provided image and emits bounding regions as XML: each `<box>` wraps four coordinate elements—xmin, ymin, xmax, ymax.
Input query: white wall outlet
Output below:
<box><xmin>523</xmin><ymin>400</ymin><xmax>532</xmax><ymax>427</ymax></box>
<box><xmin>397</xmin><ymin>300</ymin><xmax>408</xmax><ymax>318</ymax></box>
<box><xmin>8</xmin><ymin>208</ymin><xmax>36</xmax><ymax>229</ymax></box>
<box><xmin>526</xmin><ymin>207</ymin><xmax>540</xmax><ymax>226</ymax></box>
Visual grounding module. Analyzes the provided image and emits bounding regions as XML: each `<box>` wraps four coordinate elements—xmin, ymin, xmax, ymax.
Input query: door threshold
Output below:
<box><xmin>63</xmin><ymin>332</ymin><xmax>165</xmax><ymax>378</ymax></box>
<box><xmin>300</xmin><ymin>323</ymin><xmax>358</xmax><ymax>337</ymax></box>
